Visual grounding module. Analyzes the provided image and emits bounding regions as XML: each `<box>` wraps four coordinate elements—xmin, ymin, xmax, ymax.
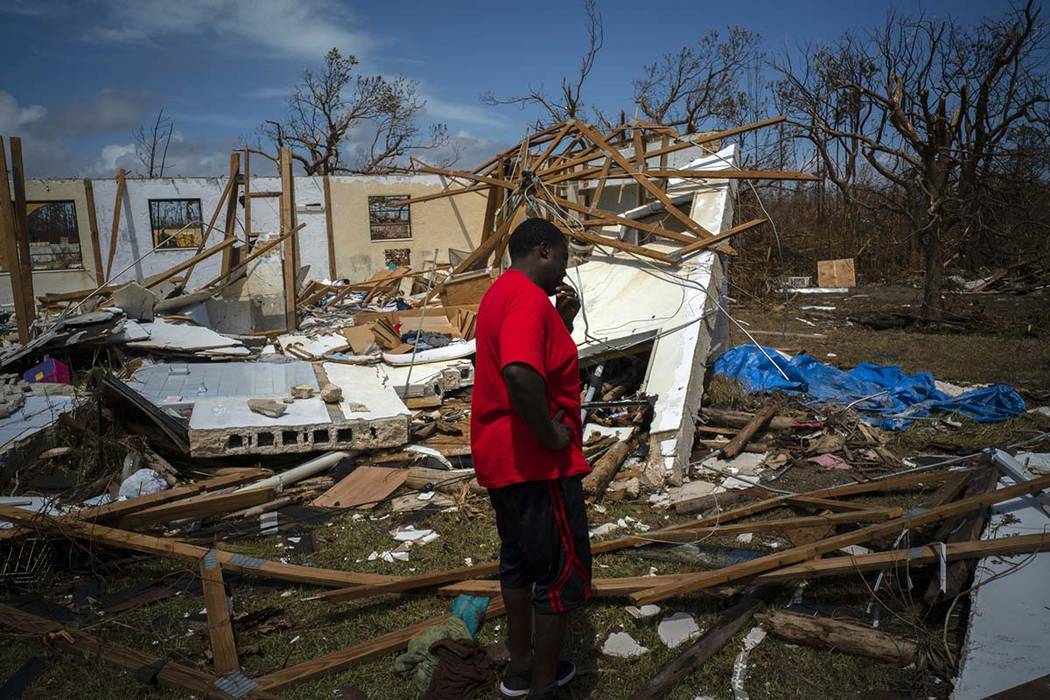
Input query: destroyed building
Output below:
<box><xmin>0</xmin><ymin>118</ymin><xmax>1047</xmax><ymax>700</ymax></box>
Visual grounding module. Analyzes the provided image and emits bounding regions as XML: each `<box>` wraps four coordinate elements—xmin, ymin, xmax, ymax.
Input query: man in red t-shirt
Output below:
<box><xmin>471</xmin><ymin>218</ymin><xmax>592</xmax><ymax>700</ymax></box>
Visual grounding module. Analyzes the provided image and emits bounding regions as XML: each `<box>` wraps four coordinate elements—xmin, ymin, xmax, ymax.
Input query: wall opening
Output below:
<box><xmin>368</xmin><ymin>195</ymin><xmax>411</xmax><ymax>240</ymax></box>
<box><xmin>148</xmin><ymin>198</ymin><xmax>204</xmax><ymax>249</ymax></box>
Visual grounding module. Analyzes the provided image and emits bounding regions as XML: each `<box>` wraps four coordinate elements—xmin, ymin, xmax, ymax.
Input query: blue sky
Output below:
<box><xmin>0</xmin><ymin>0</ymin><xmax>1019</xmax><ymax>177</ymax></box>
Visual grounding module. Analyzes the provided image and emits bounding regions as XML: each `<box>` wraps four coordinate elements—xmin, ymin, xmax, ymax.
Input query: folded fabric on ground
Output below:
<box><xmin>713</xmin><ymin>344</ymin><xmax>1027</xmax><ymax>429</ymax></box>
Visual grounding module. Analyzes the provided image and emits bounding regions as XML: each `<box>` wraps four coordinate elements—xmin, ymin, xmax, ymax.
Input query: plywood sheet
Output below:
<box><xmin>312</xmin><ymin>466</ymin><xmax>408</xmax><ymax>509</ymax></box>
<box><xmin>816</xmin><ymin>258</ymin><xmax>856</xmax><ymax>288</ymax></box>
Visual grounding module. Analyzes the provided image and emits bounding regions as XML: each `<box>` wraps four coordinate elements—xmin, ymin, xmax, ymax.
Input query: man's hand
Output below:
<box><xmin>554</xmin><ymin>284</ymin><xmax>580</xmax><ymax>331</ymax></box>
<box><xmin>542</xmin><ymin>409</ymin><xmax>571</xmax><ymax>451</ymax></box>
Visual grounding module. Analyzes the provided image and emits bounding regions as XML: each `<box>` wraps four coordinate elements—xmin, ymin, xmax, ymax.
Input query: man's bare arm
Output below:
<box><xmin>502</xmin><ymin>363</ymin><xmax>570</xmax><ymax>450</ymax></box>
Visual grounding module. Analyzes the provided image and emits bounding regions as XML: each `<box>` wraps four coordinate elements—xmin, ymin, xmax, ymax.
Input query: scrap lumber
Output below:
<box><xmin>626</xmin><ymin>585</ymin><xmax>776</xmax><ymax>700</ymax></box>
<box><xmin>923</xmin><ymin>467</ymin><xmax>1000</xmax><ymax>604</ymax></box>
<box><xmin>319</xmin><ymin>559</ymin><xmax>501</xmax><ymax>604</ymax></box>
<box><xmin>721</xmin><ymin>400</ymin><xmax>779</xmax><ymax>459</ymax></box>
<box><xmin>582</xmin><ymin>438</ymin><xmax>633</xmax><ymax>498</ymax></box>
<box><xmin>9</xmin><ymin>138</ymin><xmax>35</xmax><ymax>336</ymax></box>
<box><xmin>118</xmin><ymin>487</ymin><xmax>277</xmax><ymax>529</ymax></box>
<box><xmin>627</xmin><ymin>509</ymin><xmax>903</xmax><ymax>542</ymax></box>
<box><xmin>255</xmin><ymin>598</ymin><xmax>506</xmax><ymax>692</ymax></box>
<box><xmin>0</xmin><ymin>604</ymin><xmax>277</xmax><ymax>700</ymax></box>
<box><xmin>630</xmin><ymin>473</ymin><xmax>1050</xmax><ymax>604</ymax></box>
<box><xmin>0</xmin><ymin>506</ymin><xmax>393</xmax><ymax>587</ymax></box>
<box><xmin>105</xmin><ymin>168</ymin><xmax>126</xmax><ymax>280</ymax></box>
<box><xmin>311</xmin><ymin>466</ymin><xmax>408</xmax><ymax>510</ymax></box>
<box><xmin>438</xmin><ymin>532</ymin><xmax>1050</xmax><ymax>597</ymax></box>
<box><xmin>784</xmin><ymin>495</ymin><xmax>887</xmax><ymax>513</ymax></box>
<box><xmin>669</xmin><ymin>218</ymin><xmax>768</xmax><ymax>261</ymax></box>
<box><xmin>701</xmin><ymin>408</ymin><xmax>803</xmax><ymax>431</ymax></box>
<box><xmin>0</xmin><ymin>137</ymin><xmax>32</xmax><ymax>343</ymax></box>
<box><xmin>199</xmin><ymin>550</ymin><xmax>239</xmax><ymax>675</ymax></box>
<box><xmin>83</xmin><ymin>178</ymin><xmax>105</xmax><ymax>284</ymax></box>
<box><xmin>755</xmin><ymin>610</ymin><xmax>916</xmax><ymax>664</ymax></box>
<box><xmin>142</xmin><ymin>236</ymin><xmax>238</xmax><ymax>289</ymax></box>
<box><xmin>201</xmin><ymin>225</ymin><xmax>301</xmax><ymax>290</ymax></box>
<box><xmin>183</xmin><ymin>157</ymin><xmax>240</xmax><ymax>285</ymax></box>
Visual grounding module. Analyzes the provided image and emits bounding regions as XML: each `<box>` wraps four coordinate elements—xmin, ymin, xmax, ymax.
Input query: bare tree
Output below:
<box><xmin>480</xmin><ymin>0</ymin><xmax>605</xmax><ymax>126</ymax></box>
<box><xmin>133</xmin><ymin>109</ymin><xmax>174</xmax><ymax>178</ymax></box>
<box><xmin>775</xmin><ymin>1</ymin><xmax>1049</xmax><ymax>319</ymax></box>
<box><xmin>634</xmin><ymin>27</ymin><xmax>762</xmax><ymax>133</ymax></box>
<box><xmin>260</xmin><ymin>48</ymin><xmax>448</xmax><ymax>175</ymax></box>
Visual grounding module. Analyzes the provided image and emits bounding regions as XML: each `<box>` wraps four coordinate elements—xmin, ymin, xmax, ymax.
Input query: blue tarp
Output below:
<box><xmin>713</xmin><ymin>344</ymin><xmax>1027</xmax><ymax>430</ymax></box>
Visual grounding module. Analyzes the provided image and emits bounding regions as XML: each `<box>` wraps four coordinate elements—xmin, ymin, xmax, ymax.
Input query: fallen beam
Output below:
<box><xmin>631</xmin><ymin>474</ymin><xmax>1050</xmax><ymax>604</ymax></box>
<box><xmin>0</xmin><ymin>604</ymin><xmax>276</xmax><ymax>699</ymax></box>
<box><xmin>755</xmin><ymin>610</ymin><xmax>917</xmax><ymax>664</ymax></box>
<box><xmin>118</xmin><ymin>487</ymin><xmax>277</xmax><ymax>529</ymax></box>
<box><xmin>200</xmin><ymin>550</ymin><xmax>240</xmax><ymax>675</ymax></box>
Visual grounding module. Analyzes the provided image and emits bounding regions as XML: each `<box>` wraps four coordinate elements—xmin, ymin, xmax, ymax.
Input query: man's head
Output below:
<box><xmin>507</xmin><ymin>217</ymin><xmax>568</xmax><ymax>295</ymax></box>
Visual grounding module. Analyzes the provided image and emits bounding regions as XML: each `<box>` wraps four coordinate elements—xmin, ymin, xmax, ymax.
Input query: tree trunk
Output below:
<box><xmin>921</xmin><ymin>225</ymin><xmax>944</xmax><ymax>320</ymax></box>
<box><xmin>756</xmin><ymin>610</ymin><xmax>917</xmax><ymax>664</ymax></box>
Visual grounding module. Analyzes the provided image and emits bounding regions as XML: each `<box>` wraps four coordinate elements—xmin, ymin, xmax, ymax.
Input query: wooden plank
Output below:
<box><xmin>0</xmin><ymin>604</ymin><xmax>275</xmax><ymax>700</ymax></box>
<box><xmin>82</xmin><ymin>178</ymin><xmax>105</xmax><ymax>286</ymax></box>
<box><xmin>546</xmin><ymin>192</ymin><xmax>695</xmax><ymax>244</ymax></box>
<box><xmin>626</xmin><ymin>587</ymin><xmax>774</xmax><ymax>700</ymax></box>
<box><xmin>785</xmin><ymin>495</ymin><xmax>889</xmax><ymax>513</ymax></box>
<box><xmin>412</xmin><ymin>164</ymin><xmax>517</xmax><ymax>191</ymax></box>
<box><xmin>573</xmin><ymin>120</ymin><xmax>715</xmax><ymax>240</ymax></box>
<box><xmin>199</xmin><ymin>550</ymin><xmax>239</xmax><ymax>674</ymax></box>
<box><xmin>255</xmin><ymin>598</ymin><xmax>506</xmax><ymax>692</ymax></box>
<box><xmin>635</xmin><ymin>169</ymin><xmax>819</xmax><ymax>181</ymax></box>
<box><xmin>669</xmin><ymin>218</ymin><xmax>767</xmax><ymax>261</ymax></box>
<box><xmin>632</xmin><ymin>125</ymin><xmax>646</xmax><ymax>208</ymax></box>
<box><xmin>322</xmin><ymin>175</ymin><xmax>337</xmax><ymax>280</ymax></box>
<box><xmin>279</xmin><ymin>146</ymin><xmax>298</xmax><ymax>331</ymax></box>
<box><xmin>628</xmin><ymin>509</ymin><xmax>903</xmax><ymax>541</ymax></box>
<box><xmin>722</xmin><ymin>401</ymin><xmax>778</xmax><ymax>459</ymax></box>
<box><xmin>0</xmin><ymin>505</ymin><xmax>394</xmax><ymax>586</ymax></box>
<box><xmin>242</xmin><ymin>148</ymin><xmax>252</xmax><ymax>240</ymax></box>
<box><xmin>219</xmin><ymin>152</ymin><xmax>241</xmax><ymax>276</ymax></box>
<box><xmin>312</xmin><ymin>466</ymin><xmax>408</xmax><ymax>510</ymax></box>
<box><xmin>816</xmin><ymin>258</ymin><xmax>856</xmax><ymax>287</ymax></box>
<box><xmin>0</xmin><ymin>138</ymin><xmax>31</xmax><ymax>343</ymax></box>
<box><xmin>141</xmin><ymin>236</ymin><xmax>237</xmax><ymax>289</ymax></box>
<box><xmin>105</xmin><ymin>169</ymin><xmax>126</xmax><ymax>281</ymax></box>
<box><xmin>439</xmin><ymin>532</ymin><xmax>1050</xmax><ymax>597</ymax></box>
<box><xmin>183</xmin><ymin>163</ymin><xmax>238</xmax><ymax>286</ymax></box>
<box><xmin>756</xmin><ymin>610</ymin><xmax>916</xmax><ymax>663</ymax></box>
<box><xmin>557</xmin><ymin>224</ymin><xmax>676</xmax><ymax>264</ymax></box>
<box><xmin>320</xmin><ymin>558</ymin><xmax>500</xmax><ymax>603</ymax></box>
<box><xmin>390</xmin><ymin>183</ymin><xmax>490</xmax><ymax>208</ymax></box>
<box><xmin>631</xmin><ymin>473</ymin><xmax>1050</xmax><ymax>604</ymax></box>
<box><xmin>119</xmin><ymin>487</ymin><xmax>276</xmax><ymax>529</ymax></box>
<box><xmin>9</xmin><ymin>138</ymin><xmax>35</xmax><ymax>333</ymax></box>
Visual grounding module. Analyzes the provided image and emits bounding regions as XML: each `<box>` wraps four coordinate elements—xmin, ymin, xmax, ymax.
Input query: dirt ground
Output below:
<box><xmin>1</xmin><ymin>282</ymin><xmax>1048</xmax><ymax>699</ymax></box>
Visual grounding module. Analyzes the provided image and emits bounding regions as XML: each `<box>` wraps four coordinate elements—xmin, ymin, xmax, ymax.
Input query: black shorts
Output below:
<box><xmin>488</xmin><ymin>476</ymin><xmax>592</xmax><ymax>615</ymax></box>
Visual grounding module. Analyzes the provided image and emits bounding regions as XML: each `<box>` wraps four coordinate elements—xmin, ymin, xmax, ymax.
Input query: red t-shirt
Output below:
<box><xmin>470</xmin><ymin>270</ymin><xmax>591</xmax><ymax>488</ymax></box>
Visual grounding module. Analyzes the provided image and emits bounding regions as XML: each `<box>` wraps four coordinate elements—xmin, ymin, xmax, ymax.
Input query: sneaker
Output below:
<box><xmin>499</xmin><ymin>661</ymin><xmax>576</xmax><ymax>698</ymax></box>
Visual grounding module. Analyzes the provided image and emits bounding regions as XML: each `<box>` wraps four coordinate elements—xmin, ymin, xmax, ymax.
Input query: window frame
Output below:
<box><xmin>23</xmin><ymin>199</ymin><xmax>84</xmax><ymax>271</ymax></box>
<box><xmin>367</xmin><ymin>194</ymin><xmax>412</xmax><ymax>241</ymax></box>
<box><xmin>147</xmin><ymin>197</ymin><xmax>206</xmax><ymax>251</ymax></box>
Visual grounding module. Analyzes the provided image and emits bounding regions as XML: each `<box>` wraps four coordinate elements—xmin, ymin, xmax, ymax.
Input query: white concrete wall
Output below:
<box><xmin>91</xmin><ymin>175</ymin><xmax>331</xmax><ymax>289</ymax></box>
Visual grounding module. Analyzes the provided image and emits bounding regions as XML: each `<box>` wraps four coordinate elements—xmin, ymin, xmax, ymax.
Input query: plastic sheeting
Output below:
<box><xmin>713</xmin><ymin>344</ymin><xmax>1026</xmax><ymax>429</ymax></box>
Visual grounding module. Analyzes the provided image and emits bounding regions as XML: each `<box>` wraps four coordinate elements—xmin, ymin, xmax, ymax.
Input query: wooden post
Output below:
<box><xmin>323</xmin><ymin>174</ymin><xmax>337</xmax><ymax>280</ymax></box>
<box><xmin>10</xmin><ymin>138</ymin><xmax>35</xmax><ymax>332</ymax></box>
<box><xmin>82</xmin><ymin>178</ymin><xmax>105</xmax><ymax>286</ymax></box>
<box><xmin>279</xmin><ymin>147</ymin><xmax>298</xmax><ymax>330</ymax></box>
<box><xmin>242</xmin><ymin>148</ymin><xmax>252</xmax><ymax>241</ymax></box>
<box><xmin>0</xmin><ymin>138</ymin><xmax>31</xmax><ymax>343</ymax></box>
<box><xmin>722</xmin><ymin>400</ymin><xmax>779</xmax><ymax>459</ymax></box>
<box><xmin>219</xmin><ymin>152</ymin><xmax>241</xmax><ymax>275</ymax></box>
<box><xmin>199</xmin><ymin>550</ymin><xmax>240</xmax><ymax>675</ymax></box>
<box><xmin>105</xmin><ymin>169</ymin><xmax>126</xmax><ymax>281</ymax></box>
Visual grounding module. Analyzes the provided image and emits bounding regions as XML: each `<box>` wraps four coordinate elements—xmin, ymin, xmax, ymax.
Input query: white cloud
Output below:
<box><xmin>97</xmin><ymin>142</ymin><xmax>137</xmax><ymax>173</ymax></box>
<box><xmin>242</xmin><ymin>87</ymin><xmax>291</xmax><ymax>100</ymax></box>
<box><xmin>421</xmin><ymin>94</ymin><xmax>506</xmax><ymax>129</ymax></box>
<box><xmin>86</xmin><ymin>0</ymin><xmax>374</xmax><ymax>61</ymax></box>
<box><xmin>0</xmin><ymin>91</ymin><xmax>47</xmax><ymax>131</ymax></box>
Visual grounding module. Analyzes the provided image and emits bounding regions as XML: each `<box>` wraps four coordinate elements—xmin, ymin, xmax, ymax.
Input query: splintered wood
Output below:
<box><xmin>311</xmin><ymin>466</ymin><xmax>408</xmax><ymax>509</ymax></box>
<box><xmin>398</xmin><ymin>116</ymin><xmax>822</xmax><ymax>278</ymax></box>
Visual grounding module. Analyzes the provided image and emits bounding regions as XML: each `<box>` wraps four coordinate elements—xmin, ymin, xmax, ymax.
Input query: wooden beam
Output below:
<box><xmin>631</xmin><ymin>473</ymin><xmax>1050</xmax><ymax>604</ymax></box>
<box><xmin>278</xmin><ymin>146</ymin><xmax>298</xmax><ymax>331</ymax></box>
<box><xmin>219</xmin><ymin>152</ymin><xmax>240</xmax><ymax>276</ymax></box>
<box><xmin>588</xmin><ymin>157</ymin><xmax>613</xmax><ymax>211</ymax></box>
<box><xmin>669</xmin><ymin>218</ymin><xmax>767</xmax><ymax>261</ymax></box>
<box><xmin>141</xmin><ymin>236</ymin><xmax>237</xmax><ymax>289</ymax></box>
<box><xmin>411</xmin><ymin>164</ymin><xmax>517</xmax><ymax>191</ymax></box>
<box><xmin>199</xmin><ymin>550</ymin><xmax>240</xmax><ymax>674</ymax></box>
<box><xmin>559</xmin><ymin>224</ymin><xmax>676</xmax><ymax>264</ymax></box>
<box><xmin>0</xmin><ymin>505</ymin><xmax>394</xmax><ymax>587</ymax></box>
<box><xmin>634</xmin><ymin>169</ymin><xmax>820</xmax><ymax>181</ymax></box>
<box><xmin>544</xmin><ymin>193</ymin><xmax>696</xmax><ymax>244</ymax></box>
<box><xmin>183</xmin><ymin>165</ymin><xmax>239</xmax><ymax>286</ymax></box>
<box><xmin>9</xmin><ymin>138</ymin><xmax>35</xmax><ymax>334</ymax></box>
<box><xmin>242</xmin><ymin>148</ymin><xmax>252</xmax><ymax>241</ymax></box>
<box><xmin>0</xmin><ymin>604</ymin><xmax>276</xmax><ymax>700</ymax></box>
<box><xmin>722</xmin><ymin>401</ymin><xmax>778</xmax><ymax>458</ymax></box>
<box><xmin>390</xmin><ymin>183</ymin><xmax>490</xmax><ymax>208</ymax></box>
<box><xmin>255</xmin><ymin>598</ymin><xmax>506</xmax><ymax>692</ymax></box>
<box><xmin>573</xmin><ymin>120</ymin><xmax>716</xmax><ymax>240</ymax></box>
<box><xmin>785</xmin><ymin>495</ymin><xmax>887</xmax><ymax>513</ymax></box>
<box><xmin>118</xmin><ymin>486</ymin><xmax>276</xmax><ymax>530</ymax></box>
<box><xmin>104</xmin><ymin>168</ymin><xmax>126</xmax><ymax>281</ymax></box>
<box><xmin>0</xmin><ymin>138</ymin><xmax>31</xmax><ymax>343</ymax></box>
<box><xmin>82</xmin><ymin>178</ymin><xmax>105</xmax><ymax>286</ymax></box>
<box><xmin>756</xmin><ymin>610</ymin><xmax>916</xmax><ymax>664</ymax></box>
<box><xmin>322</xmin><ymin>175</ymin><xmax>337</xmax><ymax>280</ymax></box>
